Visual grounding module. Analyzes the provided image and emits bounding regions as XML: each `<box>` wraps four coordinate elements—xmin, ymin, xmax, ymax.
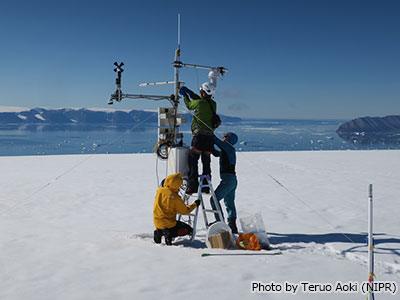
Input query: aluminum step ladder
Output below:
<box><xmin>179</xmin><ymin>174</ymin><xmax>224</xmax><ymax>241</ymax></box>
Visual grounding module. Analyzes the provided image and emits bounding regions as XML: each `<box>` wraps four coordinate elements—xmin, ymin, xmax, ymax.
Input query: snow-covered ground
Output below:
<box><xmin>0</xmin><ymin>150</ymin><xmax>399</xmax><ymax>299</ymax></box>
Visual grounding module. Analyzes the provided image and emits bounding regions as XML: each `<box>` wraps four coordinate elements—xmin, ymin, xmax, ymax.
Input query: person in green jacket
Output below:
<box><xmin>179</xmin><ymin>82</ymin><xmax>217</xmax><ymax>194</ymax></box>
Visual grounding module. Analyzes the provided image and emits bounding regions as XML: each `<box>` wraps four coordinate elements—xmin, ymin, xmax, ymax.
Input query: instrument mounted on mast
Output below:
<box><xmin>107</xmin><ymin>13</ymin><xmax>228</xmax><ymax>162</ymax></box>
<box><xmin>109</xmin><ymin>62</ymin><xmax>176</xmax><ymax>106</ymax></box>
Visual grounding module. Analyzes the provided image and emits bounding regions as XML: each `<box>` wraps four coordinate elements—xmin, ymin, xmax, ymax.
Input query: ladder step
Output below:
<box><xmin>182</xmin><ymin>175</ymin><xmax>224</xmax><ymax>241</ymax></box>
<box><xmin>204</xmin><ymin>209</ymin><xmax>220</xmax><ymax>213</ymax></box>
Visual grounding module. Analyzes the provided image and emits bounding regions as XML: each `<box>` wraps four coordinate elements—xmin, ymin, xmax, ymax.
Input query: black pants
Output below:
<box><xmin>187</xmin><ymin>132</ymin><xmax>214</xmax><ymax>191</ymax></box>
<box><xmin>166</xmin><ymin>221</ymin><xmax>193</xmax><ymax>238</ymax></box>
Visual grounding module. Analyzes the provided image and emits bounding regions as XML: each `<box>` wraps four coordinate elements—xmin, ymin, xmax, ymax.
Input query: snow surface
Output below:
<box><xmin>0</xmin><ymin>150</ymin><xmax>399</xmax><ymax>299</ymax></box>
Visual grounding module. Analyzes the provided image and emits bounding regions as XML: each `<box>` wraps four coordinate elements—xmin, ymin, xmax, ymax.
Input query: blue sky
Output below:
<box><xmin>0</xmin><ymin>0</ymin><xmax>399</xmax><ymax>119</ymax></box>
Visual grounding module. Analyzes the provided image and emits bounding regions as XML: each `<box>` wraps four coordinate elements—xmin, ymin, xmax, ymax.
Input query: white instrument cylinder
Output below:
<box><xmin>167</xmin><ymin>146</ymin><xmax>190</xmax><ymax>177</ymax></box>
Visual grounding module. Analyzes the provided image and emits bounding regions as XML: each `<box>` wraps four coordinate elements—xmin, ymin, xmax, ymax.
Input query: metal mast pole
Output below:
<box><xmin>172</xmin><ymin>13</ymin><xmax>182</xmax><ymax>145</ymax></box>
<box><xmin>367</xmin><ymin>184</ymin><xmax>375</xmax><ymax>300</ymax></box>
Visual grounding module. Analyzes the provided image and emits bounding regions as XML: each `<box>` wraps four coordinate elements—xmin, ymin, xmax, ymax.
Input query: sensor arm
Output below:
<box><xmin>172</xmin><ymin>61</ymin><xmax>228</xmax><ymax>75</ymax></box>
<box><xmin>109</xmin><ymin>91</ymin><xmax>175</xmax><ymax>105</ymax></box>
<box><xmin>109</xmin><ymin>61</ymin><xmax>177</xmax><ymax>105</ymax></box>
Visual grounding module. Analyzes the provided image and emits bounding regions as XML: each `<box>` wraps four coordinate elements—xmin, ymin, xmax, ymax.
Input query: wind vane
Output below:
<box><xmin>108</xmin><ymin>13</ymin><xmax>227</xmax><ymax>156</ymax></box>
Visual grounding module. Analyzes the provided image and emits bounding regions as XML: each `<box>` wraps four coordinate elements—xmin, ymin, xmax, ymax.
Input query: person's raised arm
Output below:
<box><xmin>214</xmin><ymin>135</ymin><xmax>231</xmax><ymax>152</ymax></box>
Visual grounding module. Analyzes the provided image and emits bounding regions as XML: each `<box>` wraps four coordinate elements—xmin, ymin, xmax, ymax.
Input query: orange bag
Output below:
<box><xmin>236</xmin><ymin>233</ymin><xmax>261</xmax><ymax>251</ymax></box>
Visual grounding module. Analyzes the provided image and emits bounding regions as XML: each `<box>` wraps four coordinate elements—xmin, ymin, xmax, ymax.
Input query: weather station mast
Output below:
<box><xmin>108</xmin><ymin>13</ymin><xmax>227</xmax><ymax>179</ymax></box>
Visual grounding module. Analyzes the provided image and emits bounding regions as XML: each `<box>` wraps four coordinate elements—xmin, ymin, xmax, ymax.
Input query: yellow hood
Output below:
<box><xmin>164</xmin><ymin>173</ymin><xmax>183</xmax><ymax>193</ymax></box>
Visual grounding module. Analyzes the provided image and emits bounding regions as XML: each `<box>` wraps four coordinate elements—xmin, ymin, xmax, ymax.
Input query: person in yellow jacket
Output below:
<box><xmin>153</xmin><ymin>173</ymin><xmax>200</xmax><ymax>245</ymax></box>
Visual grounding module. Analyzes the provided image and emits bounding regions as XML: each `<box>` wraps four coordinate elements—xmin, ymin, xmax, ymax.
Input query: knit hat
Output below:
<box><xmin>225</xmin><ymin>132</ymin><xmax>238</xmax><ymax>145</ymax></box>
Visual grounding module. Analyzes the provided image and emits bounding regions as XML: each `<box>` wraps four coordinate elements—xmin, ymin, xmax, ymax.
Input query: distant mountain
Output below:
<box><xmin>336</xmin><ymin>115</ymin><xmax>400</xmax><ymax>144</ymax></box>
<box><xmin>0</xmin><ymin>107</ymin><xmax>241</xmax><ymax>127</ymax></box>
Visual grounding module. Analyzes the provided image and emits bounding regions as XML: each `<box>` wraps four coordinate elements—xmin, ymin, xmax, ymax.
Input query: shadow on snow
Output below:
<box><xmin>269</xmin><ymin>232</ymin><xmax>400</xmax><ymax>256</ymax></box>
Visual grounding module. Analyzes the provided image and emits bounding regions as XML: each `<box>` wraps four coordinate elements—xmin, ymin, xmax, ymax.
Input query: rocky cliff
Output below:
<box><xmin>336</xmin><ymin>116</ymin><xmax>400</xmax><ymax>144</ymax></box>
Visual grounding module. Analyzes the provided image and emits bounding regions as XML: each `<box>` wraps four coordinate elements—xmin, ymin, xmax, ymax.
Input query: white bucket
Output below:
<box><xmin>205</xmin><ymin>222</ymin><xmax>235</xmax><ymax>249</ymax></box>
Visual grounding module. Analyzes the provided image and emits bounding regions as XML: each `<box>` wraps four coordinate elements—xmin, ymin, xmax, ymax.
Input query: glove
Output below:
<box><xmin>179</xmin><ymin>86</ymin><xmax>194</xmax><ymax>98</ymax></box>
<box><xmin>179</xmin><ymin>87</ymin><xmax>189</xmax><ymax>97</ymax></box>
<box><xmin>195</xmin><ymin>199</ymin><xmax>201</xmax><ymax>207</ymax></box>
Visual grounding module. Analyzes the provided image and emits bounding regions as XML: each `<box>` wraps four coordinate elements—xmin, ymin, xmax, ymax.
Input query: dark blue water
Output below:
<box><xmin>1</xmin><ymin>119</ymin><xmax>399</xmax><ymax>156</ymax></box>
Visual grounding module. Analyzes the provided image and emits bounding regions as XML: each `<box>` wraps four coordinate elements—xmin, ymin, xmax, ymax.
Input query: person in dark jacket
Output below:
<box><xmin>210</xmin><ymin>132</ymin><xmax>239</xmax><ymax>233</ymax></box>
<box><xmin>179</xmin><ymin>83</ymin><xmax>217</xmax><ymax>194</ymax></box>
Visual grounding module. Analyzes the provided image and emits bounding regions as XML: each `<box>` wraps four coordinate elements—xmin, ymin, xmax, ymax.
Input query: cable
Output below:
<box><xmin>196</xmin><ymin>68</ymin><xmax>200</xmax><ymax>91</ymax></box>
<box><xmin>0</xmin><ymin>112</ymin><xmax>158</xmax><ymax>218</ymax></box>
<box><xmin>239</xmin><ymin>153</ymin><xmax>358</xmax><ymax>242</ymax></box>
<box><xmin>179</xmin><ymin>104</ymin><xmax>400</xmax><ymax>278</ymax></box>
<box><xmin>157</xmin><ymin>156</ymin><xmax>160</xmax><ymax>185</ymax></box>
<box><xmin>181</xmin><ymin>106</ymin><xmax>358</xmax><ymax>244</ymax></box>
<box><xmin>154</xmin><ymin>140</ymin><xmax>170</xmax><ymax>159</ymax></box>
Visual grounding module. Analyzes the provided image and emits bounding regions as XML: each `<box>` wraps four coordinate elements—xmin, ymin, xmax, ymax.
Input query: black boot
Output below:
<box><xmin>201</xmin><ymin>186</ymin><xmax>210</xmax><ymax>194</ymax></box>
<box><xmin>162</xmin><ymin>229</ymin><xmax>173</xmax><ymax>246</ymax></box>
<box><xmin>186</xmin><ymin>186</ymin><xmax>197</xmax><ymax>195</ymax></box>
<box><xmin>153</xmin><ymin>229</ymin><xmax>163</xmax><ymax>244</ymax></box>
<box><xmin>228</xmin><ymin>218</ymin><xmax>238</xmax><ymax>234</ymax></box>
